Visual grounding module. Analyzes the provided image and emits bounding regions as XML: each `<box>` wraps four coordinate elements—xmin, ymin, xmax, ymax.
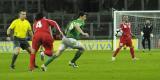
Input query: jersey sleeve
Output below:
<box><xmin>129</xmin><ymin>23</ymin><xmax>132</xmax><ymax>34</ymax></box>
<box><xmin>74</xmin><ymin>22</ymin><xmax>81</xmax><ymax>27</ymax></box>
<box><xmin>27</xmin><ymin>21</ymin><xmax>32</xmax><ymax>31</ymax></box>
<box><xmin>46</xmin><ymin>19</ymin><xmax>61</xmax><ymax>31</ymax></box>
<box><xmin>46</xmin><ymin>19</ymin><xmax>62</xmax><ymax>33</ymax></box>
<box><xmin>9</xmin><ymin>20</ymin><xmax>16</xmax><ymax>29</ymax></box>
<box><xmin>32</xmin><ymin>23</ymin><xmax>36</xmax><ymax>32</ymax></box>
<box><xmin>150</xmin><ymin>25</ymin><xmax>153</xmax><ymax>33</ymax></box>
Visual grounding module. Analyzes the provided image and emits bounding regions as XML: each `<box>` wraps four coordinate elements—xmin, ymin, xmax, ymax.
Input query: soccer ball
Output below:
<box><xmin>115</xmin><ymin>29</ymin><xmax>123</xmax><ymax>37</ymax></box>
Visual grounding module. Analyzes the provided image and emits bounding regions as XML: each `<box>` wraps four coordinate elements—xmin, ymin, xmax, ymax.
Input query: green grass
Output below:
<box><xmin>0</xmin><ymin>50</ymin><xmax>160</xmax><ymax>80</ymax></box>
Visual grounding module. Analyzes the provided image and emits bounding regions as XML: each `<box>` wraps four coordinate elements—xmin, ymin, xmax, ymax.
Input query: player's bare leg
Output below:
<box><xmin>40</xmin><ymin>51</ymin><xmax>45</xmax><ymax>61</ymax></box>
<box><xmin>29</xmin><ymin>49</ymin><xmax>37</xmax><ymax>71</ymax></box>
<box><xmin>129</xmin><ymin>45</ymin><xmax>139</xmax><ymax>61</ymax></box>
<box><xmin>112</xmin><ymin>45</ymin><xmax>123</xmax><ymax>61</ymax></box>
<box><xmin>40</xmin><ymin>49</ymin><xmax>57</xmax><ymax>71</ymax></box>
<box><xmin>39</xmin><ymin>46</ymin><xmax>45</xmax><ymax>61</ymax></box>
<box><xmin>10</xmin><ymin>47</ymin><xmax>20</xmax><ymax>69</ymax></box>
<box><xmin>25</xmin><ymin>47</ymin><xmax>39</xmax><ymax>69</ymax></box>
<box><xmin>41</xmin><ymin>45</ymin><xmax>66</xmax><ymax>71</ymax></box>
<box><xmin>41</xmin><ymin>55</ymin><xmax>57</xmax><ymax>71</ymax></box>
<box><xmin>69</xmin><ymin>47</ymin><xmax>84</xmax><ymax>68</ymax></box>
<box><xmin>142</xmin><ymin>37</ymin><xmax>146</xmax><ymax>52</ymax></box>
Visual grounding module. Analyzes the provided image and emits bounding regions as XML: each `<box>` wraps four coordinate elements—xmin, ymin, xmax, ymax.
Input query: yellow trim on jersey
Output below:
<box><xmin>8</xmin><ymin>19</ymin><xmax>31</xmax><ymax>38</ymax></box>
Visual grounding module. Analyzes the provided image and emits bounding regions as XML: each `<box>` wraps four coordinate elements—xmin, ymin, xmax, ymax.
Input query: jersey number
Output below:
<box><xmin>36</xmin><ymin>21</ymin><xmax>42</xmax><ymax>28</ymax></box>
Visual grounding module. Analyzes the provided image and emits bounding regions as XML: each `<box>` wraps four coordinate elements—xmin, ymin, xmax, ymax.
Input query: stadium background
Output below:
<box><xmin>0</xmin><ymin>0</ymin><xmax>160</xmax><ymax>50</ymax></box>
<box><xmin>1</xmin><ymin>1</ymin><xmax>160</xmax><ymax>80</ymax></box>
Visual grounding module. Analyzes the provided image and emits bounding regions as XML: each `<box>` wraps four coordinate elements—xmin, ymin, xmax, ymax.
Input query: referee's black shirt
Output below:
<box><xmin>142</xmin><ymin>24</ymin><xmax>153</xmax><ymax>37</ymax></box>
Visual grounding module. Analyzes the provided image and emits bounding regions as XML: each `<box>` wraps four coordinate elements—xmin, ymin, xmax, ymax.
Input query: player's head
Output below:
<box><xmin>18</xmin><ymin>9</ymin><xmax>27</xmax><ymax>20</ymax></box>
<box><xmin>145</xmin><ymin>19</ymin><xmax>150</xmax><ymax>24</ymax></box>
<box><xmin>122</xmin><ymin>15</ymin><xmax>129</xmax><ymax>22</ymax></box>
<box><xmin>77</xmin><ymin>12</ymin><xmax>87</xmax><ymax>21</ymax></box>
<box><xmin>35</xmin><ymin>12</ymin><xmax>44</xmax><ymax>21</ymax></box>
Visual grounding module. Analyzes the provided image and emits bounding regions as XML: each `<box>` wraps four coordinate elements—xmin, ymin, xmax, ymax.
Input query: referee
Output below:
<box><xmin>141</xmin><ymin>19</ymin><xmax>153</xmax><ymax>52</ymax></box>
<box><xmin>7</xmin><ymin>9</ymin><xmax>35</xmax><ymax>69</ymax></box>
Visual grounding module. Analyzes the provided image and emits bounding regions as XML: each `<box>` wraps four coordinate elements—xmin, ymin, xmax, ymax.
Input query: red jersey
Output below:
<box><xmin>33</xmin><ymin>18</ymin><xmax>62</xmax><ymax>35</ymax></box>
<box><xmin>120</xmin><ymin>22</ymin><xmax>132</xmax><ymax>38</ymax></box>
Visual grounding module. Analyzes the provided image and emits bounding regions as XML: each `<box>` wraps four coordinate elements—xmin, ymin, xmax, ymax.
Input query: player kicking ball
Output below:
<box><xmin>112</xmin><ymin>15</ymin><xmax>138</xmax><ymax>61</ymax></box>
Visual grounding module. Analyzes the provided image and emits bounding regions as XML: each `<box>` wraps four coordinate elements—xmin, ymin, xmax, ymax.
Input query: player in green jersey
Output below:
<box><xmin>40</xmin><ymin>12</ymin><xmax>89</xmax><ymax>70</ymax></box>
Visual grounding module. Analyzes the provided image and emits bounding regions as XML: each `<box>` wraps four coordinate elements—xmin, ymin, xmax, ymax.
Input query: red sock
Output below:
<box><xmin>113</xmin><ymin>48</ymin><xmax>121</xmax><ymax>57</ymax></box>
<box><xmin>30</xmin><ymin>53</ymin><xmax>35</xmax><ymax>70</ymax></box>
<box><xmin>130</xmin><ymin>48</ymin><xmax>135</xmax><ymax>58</ymax></box>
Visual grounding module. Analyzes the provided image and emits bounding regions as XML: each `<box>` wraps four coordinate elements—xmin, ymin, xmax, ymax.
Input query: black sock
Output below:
<box><xmin>148</xmin><ymin>38</ymin><xmax>151</xmax><ymax>51</ymax></box>
<box><xmin>11</xmin><ymin>54</ymin><xmax>18</xmax><ymax>66</ymax></box>
<box><xmin>71</xmin><ymin>50</ymin><xmax>83</xmax><ymax>63</ymax></box>
<box><xmin>142</xmin><ymin>40</ymin><xmax>145</xmax><ymax>49</ymax></box>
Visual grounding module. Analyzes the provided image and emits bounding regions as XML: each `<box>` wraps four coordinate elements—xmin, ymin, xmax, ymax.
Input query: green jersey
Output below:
<box><xmin>65</xmin><ymin>18</ymin><xmax>85</xmax><ymax>39</ymax></box>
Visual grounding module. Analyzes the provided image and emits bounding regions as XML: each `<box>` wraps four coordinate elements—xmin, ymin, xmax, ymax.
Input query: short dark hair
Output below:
<box><xmin>19</xmin><ymin>9</ymin><xmax>27</xmax><ymax>13</ymax></box>
<box><xmin>77</xmin><ymin>12</ymin><xmax>87</xmax><ymax>18</ymax></box>
<box><xmin>35</xmin><ymin>12</ymin><xmax>44</xmax><ymax>20</ymax></box>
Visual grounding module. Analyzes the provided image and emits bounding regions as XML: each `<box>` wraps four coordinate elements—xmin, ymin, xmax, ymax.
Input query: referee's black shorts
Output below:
<box><xmin>13</xmin><ymin>36</ymin><xmax>30</xmax><ymax>50</ymax></box>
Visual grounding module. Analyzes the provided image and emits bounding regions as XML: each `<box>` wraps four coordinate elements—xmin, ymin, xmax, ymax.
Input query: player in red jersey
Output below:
<box><xmin>112</xmin><ymin>15</ymin><xmax>138</xmax><ymax>61</ymax></box>
<box><xmin>30</xmin><ymin>13</ymin><xmax>64</xmax><ymax>71</ymax></box>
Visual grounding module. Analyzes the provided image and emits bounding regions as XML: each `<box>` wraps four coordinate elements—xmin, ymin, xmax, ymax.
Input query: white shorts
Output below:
<box><xmin>59</xmin><ymin>38</ymin><xmax>83</xmax><ymax>51</ymax></box>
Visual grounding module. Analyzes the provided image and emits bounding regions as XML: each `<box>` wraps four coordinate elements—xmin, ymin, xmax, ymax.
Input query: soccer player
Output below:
<box><xmin>30</xmin><ymin>13</ymin><xmax>64</xmax><ymax>71</ymax></box>
<box><xmin>141</xmin><ymin>19</ymin><xmax>153</xmax><ymax>52</ymax></box>
<box><xmin>41</xmin><ymin>12</ymin><xmax>89</xmax><ymax>68</ymax></box>
<box><xmin>112</xmin><ymin>15</ymin><xmax>138</xmax><ymax>61</ymax></box>
<box><xmin>6</xmin><ymin>9</ymin><xmax>38</xmax><ymax>69</ymax></box>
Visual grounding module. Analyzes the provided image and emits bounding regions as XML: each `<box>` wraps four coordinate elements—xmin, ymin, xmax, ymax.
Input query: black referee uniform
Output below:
<box><xmin>141</xmin><ymin>23</ymin><xmax>153</xmax><ymax>51</ymax></box>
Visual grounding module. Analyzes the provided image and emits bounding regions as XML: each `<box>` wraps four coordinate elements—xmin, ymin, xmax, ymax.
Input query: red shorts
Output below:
<box><xmin>119</xmin><ymin>36</ymin><xmax>132</xmax><ymax>47</ymax></box>
<box><xmin>32</xmin><ymin>32</ymin><xmax>54</xmax><ymax>56</ymax></box>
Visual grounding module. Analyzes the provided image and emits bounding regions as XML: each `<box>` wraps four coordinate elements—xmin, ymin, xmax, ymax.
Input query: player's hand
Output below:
<box><xmin>83</xmin><ymin>33</ymin><xmax>89</xmax><ymax>37</ymax></box>
<box><xmin>6</xmin><ymin>37</ymin><xmax>11</xmax><ymax>41</ymax></box>
<box><xmin>150</xmin><ymin>34</ymin><xmax>153</xmax><ymax>38</ymax></box>
<box><xmin>141</xmin><ymin>32</ymin><xmax>144</xmax><ymax>36</ymax></box>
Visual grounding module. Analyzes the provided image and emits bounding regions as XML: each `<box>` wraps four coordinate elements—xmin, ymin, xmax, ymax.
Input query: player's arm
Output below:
<box><xmin>141</xmin><ymin>26</ymin><xmax>144</xmax><ymax>36</ymax></box>
<box><xmin>150</xmin><ymin>25</ymin><xmax>153</xmax><ymax>37</ymax></box>
<box><xmin>7</xmin><ymin>28</ymin><xmax>12</xmax><ymax>36</ymax></box>
<box><xmin>141</xmin><ymin>29</ymin><xmax>144</xmax><ymax>36</ymax></box>
<box><xmin>28</xmin><ymin>30</ymin><xmax>33</xmax><ymax>37</ymax></box>
<box><xmin>6</xmin><ymin>20</ymin><xmax>16</xmax><ymax>40</ymax></box>
<box><xmin>116</xmin><ymin>23</ymin><xmax>123</xmax><ymax>36</ymax></box>
<box><xmin>28</xmin><ymin>23</ymin><xmax>33</xmax><ymax>37</ymax></box>
<box><xmin>129</xmin><ymin>23</ymin><xmax>136</xmax><ymax>38</ymax></box>
<box><xmin>6</xmin><ymin>28</ymin><xmax>12</xmax><ymax>41</ymax></box>
<box><xmin>75</xmin><ymin>25</ymin><xmax>89</xmax><ymax>37</ymax></box>
<box><xmin>46</xmin><ymin>19</ymin><xmax>65</xmax><ymax>37</ymax></box>
<box><xmin>141</xmin><ymin>31</ymin><xmax>144</xmax><ymax>36</ymax></box>
<box><xmin>7</xmin><ymin>20</ymin><xmax>16</xmax><ymax>36</ymax></box>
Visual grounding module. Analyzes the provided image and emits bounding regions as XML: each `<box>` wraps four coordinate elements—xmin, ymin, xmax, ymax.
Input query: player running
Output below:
<box><xmin>112</xmin><ymin>15</ymin><xmax>138</xmax><ymax>61</ymax></box>
<box><xmin>40</xmin><ymin>12</ymin><xmax>89</xmax><ymax>68</ymax></box>
<box><xmin>30</xmin><ymin>13</ymin><xmax>64</xmax><ymax>71</ymax></box>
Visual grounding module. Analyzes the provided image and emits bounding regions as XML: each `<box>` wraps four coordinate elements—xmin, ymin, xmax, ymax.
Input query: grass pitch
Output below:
<box><xmin>0</xmin><ymin>50</ymin><xmax>160</xmax><ymax>80</ymax></box>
